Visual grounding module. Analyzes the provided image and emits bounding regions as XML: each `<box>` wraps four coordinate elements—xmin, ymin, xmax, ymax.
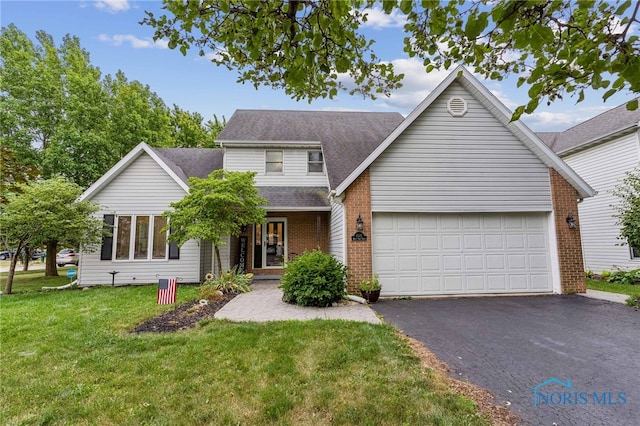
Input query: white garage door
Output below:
<box><xmin>373</xmin><ymin>213</ymin><xmax>553</xmax><ymax>295</ymax></box>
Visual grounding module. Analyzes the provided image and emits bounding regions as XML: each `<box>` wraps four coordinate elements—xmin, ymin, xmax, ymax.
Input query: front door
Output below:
<box><xmin>254</xmin><ymin>218</ymin><xmax>287</xmax><ymax>269</ymax></box>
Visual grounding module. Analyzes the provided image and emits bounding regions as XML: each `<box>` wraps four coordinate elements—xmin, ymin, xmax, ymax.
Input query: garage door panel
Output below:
<box><xmin>444</xmin><ymin>276</ymin><xmax>463</xmax><ymax>291</ymax></box>
<box><xmin>463</xmin><ymin>234</ymin><xmax>483</xmax><ymax>249</ymax></box>
<box><xmin>399</xmin><ymin>276</ymin><xmax>420</xmax><ymax>293</ymax></box>
<box><xmin>422</xmin><ymin>276</ymin><xmax>441</xmax><ymax>292</ymax></box>
<box><xmin>507</xmin><ymin>254</ymin><xmax>527</xmax><ymax>269</ymax></box>
<box><xmin>421</xmin><ymin>255</ymin><xmax>440</xmax><ymax>271</ymax></box>
<box><xmin>487</xmin><ymin>275</ymin><xmax>507</xmax><ymax>290</ymax></box>
<box><xmin>373</xmin><ymin>213</ymin><xmax>552</xmax><ymax>295</ymax></box>
<box><xmin>466</xmin><ymin>275</ymin><xmax>485</xmax><ymax>290</ymax></box>
<box><xmin>529</xmin><ymin>254</ymin><xmax>549</xmax><ymax>269</ymax></box>
<box><xmin>420</xmin><ymin>235</ymin><xmax>439</xmax><ymax>250</ymax></box>
<box><xmin>443</xmin><ymin>255</ymin><xmax>462</xmax><ymax>271</ymax></box>
<box><xmin>506</xmin><ymin>235</ymin><xmax>525</xmax><ymax>249</ymax></box>
<box><xmin>442</xmin><ymin>235</ymin><xmax>461</xmax><ymax>249</ymax></box>
<box><xmin>398</xmin><ymin>235</ymin><xmax>417</xmax><ymax>250</ymax></box>
<box><xmin>509</xmin><ymin>275</ymin><xmax>528</xmax><ymax>289</ymax></box>
<box><xmin>398</xmin><ymin>255</ymin><xmax>418</xmax><ymax>272</ymax></box>
<box><xmin>464</xmin><ymin>255</ymin><xmax>484</xmax><ymax>270</ymax></box>
<box><xmin>485</xmin><ymin>235</ymin><xmax>504</xmax><ymax>249</ymax></box>
<box><xmin>527</xmin><ymin>235</ymin><xmax>546</xmax><ymax>248</ymax></box>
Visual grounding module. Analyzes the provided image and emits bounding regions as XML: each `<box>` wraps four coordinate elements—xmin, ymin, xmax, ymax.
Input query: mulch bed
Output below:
<box><xmin>133</xmin><ymin>293</ymin><xmax>236</xmax><ymax>333</ymax></box>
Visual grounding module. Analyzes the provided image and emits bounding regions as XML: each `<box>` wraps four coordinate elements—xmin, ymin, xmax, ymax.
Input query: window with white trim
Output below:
<box><xmin>265</xmin><ymin>150</ymin><xmax>283</xmax><ymax>174</ymax></box>
<box><xmin>631</xmin><ymin>246</ymin><xmax>639</xmax><ymax>259</ymax></box>
<box><xmin>308</xmin><ymin>150</ymin><xmax>324</xmax><ymax>174</ymax></box>
<box><xmin>114</xmin><ymin>215</ymin><xmax>168</xmax><ymax>260</ymax></box>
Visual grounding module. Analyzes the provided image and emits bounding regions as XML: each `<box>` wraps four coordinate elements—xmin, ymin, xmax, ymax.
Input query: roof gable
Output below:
<box><xmin>335</xmin><ymin>66</ymin><xmax>595</xmax><ymax>199</ymax></box>
<box><xmin>79</xmin><ymin>143</ymin><xmax>223</xmax><ymax>202</ymax></box>
<box><xmin>537</xmin><ymin>97</ymin><xmax>640</xmax><ymax>155</ymax></box>
<box><xmin>217</xmin><ymin>110</ymin><xmax>404</xmax><ymax>189</ymax></box>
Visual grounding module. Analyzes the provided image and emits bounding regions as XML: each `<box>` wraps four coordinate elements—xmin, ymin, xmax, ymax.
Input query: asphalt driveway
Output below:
<box><xmin>373</xmin><ymin>295</ymin><xmax>639</xmax><ymax>425</ymax></box>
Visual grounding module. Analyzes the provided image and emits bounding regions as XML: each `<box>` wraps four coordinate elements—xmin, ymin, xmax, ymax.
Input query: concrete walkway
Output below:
<box><xmin>215</xmin><ymin>280</ymin><xmax>382</xmax><ymax>324</ymax></box>
<box><xmin>581</xmin><ymin>288</ymin><xmax>630</xmax><ymax>304</ymax></box>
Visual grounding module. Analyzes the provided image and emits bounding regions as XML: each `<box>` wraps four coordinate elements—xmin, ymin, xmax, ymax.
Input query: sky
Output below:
<box><xmin>1</xmin><ymin>0</ymin><xmax>638</xmax><ymax>132</ymax></box>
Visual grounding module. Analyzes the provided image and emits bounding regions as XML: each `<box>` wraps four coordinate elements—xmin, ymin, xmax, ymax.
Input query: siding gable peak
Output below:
<box><xmin>79</xmin><ymin>142</ymin><xmax>190</xmax><ymax>202</ymax></box>
<box><xmin>335</xmin><ymin>66</ymin><xmax>595</xmax><ymax>199</ymax></box>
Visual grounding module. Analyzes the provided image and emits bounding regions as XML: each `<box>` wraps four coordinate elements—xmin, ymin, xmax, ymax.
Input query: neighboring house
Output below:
<box><xmin>538</xmin><ymin>99</ymin><xmax>640</xmax><ymax>273</ymax></box>
<box><xmin>78</xmin><ymin>66</ymin><xmax>594</xmax><ymax>296</ymax></box>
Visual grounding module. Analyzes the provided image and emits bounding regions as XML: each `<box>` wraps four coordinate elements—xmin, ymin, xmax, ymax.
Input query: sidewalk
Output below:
<box><xmin>580</xmin><ymin>289</ymin><xmax>629</xmax><ymax>304</ymax></box>
<box><xmin>215</xmin><ymin>280</ymin><xmax>382</xmax><ymax>324</ymax></box>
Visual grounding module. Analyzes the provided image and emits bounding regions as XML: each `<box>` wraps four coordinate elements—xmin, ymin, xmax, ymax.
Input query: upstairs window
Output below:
<box><xmin>631</xmin><ymin>246</ymin><xmax>639</xmax><ymax>259</ymax></box>
<box><xmin>265</xmin><ymin>150</ymin><xmax>283</xmax><ymax>174</ymax></box>
<box><xmin>308</xmin><ymin>150</ymin><xmax>324</xmax><ymax>174</ymax></box>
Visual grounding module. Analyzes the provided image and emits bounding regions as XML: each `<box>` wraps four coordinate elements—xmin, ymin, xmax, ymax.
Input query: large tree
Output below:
<box><xmin>143</xmin><ymin>0</ymin><xmax>640</xmax><ymax>118</ymax></box>
<box><xmin>1</xmin><ymin>25</ymin><xmax>225</xmax><ymax>189</ymax></box>
<box><xmin>164</xmin><ymin>170</ymin><xmax>266</xmax><ymax>274</ymax></box>
<box><xmin>613</xmin><ymin>168</ymin><xmax>640</xmax><ymax>250</ymax></box>
<box><xmin>0</xmin><ymin>177</ymin><xmax>103</xmax><ymax>293</ymax></box>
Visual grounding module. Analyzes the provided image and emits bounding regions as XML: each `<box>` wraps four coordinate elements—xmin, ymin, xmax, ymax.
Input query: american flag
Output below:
<box><xmin>157</xmin><ymin>278</ymin><xmax>177</xmax><ymax>304</ymax></box>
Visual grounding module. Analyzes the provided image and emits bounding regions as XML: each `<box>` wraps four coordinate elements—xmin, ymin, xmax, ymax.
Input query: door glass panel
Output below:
<box><xmin>266</xmin><ymin>221</ymin><xmax>284</xmax><ymax>267</ymax></box>
<box><xmin>254</xmin><ymin>224</ymin><xmax>262</xmax><ymax>268</ymax></box>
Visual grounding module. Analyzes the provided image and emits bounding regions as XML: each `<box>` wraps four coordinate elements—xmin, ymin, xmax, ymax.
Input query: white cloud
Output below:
<box><xmin>94</xmin><ymin>0</ymin><xmax>130</xmax><ymax>13</ymax></box>
<box><xmin>360</xmin><ymin>6</ymin><xmax>407</xmax><ymax>29</ymax></box>
<box><xmin>98</xmin><ymin>34</ymin><xmax>168</xmax><ymax>49</ymax></box>
<box><xmin>379</xmin><ymin>58</ymin><xmax>451</xmax><ymax>110</ymax></box>
<box><xmin>524</xmin><ymin>105</ymin><xmax>612</xmax><ymax>131</ymax></box>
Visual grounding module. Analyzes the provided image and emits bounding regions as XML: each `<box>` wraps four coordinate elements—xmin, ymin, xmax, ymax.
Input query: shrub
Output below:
<box><xmin>279</xmin><ymin>249</ymin><xmax>348</xmax><ymax>307</ymax></box>
<box><xmin>606</xmin><ymin>269</ymin><xmax>640</xmax><ymax>286</ymax></box>
<box><xmin>201</xmin><ymin>266</ymin><xmax>253</xmax><ymax>294</ymax></box>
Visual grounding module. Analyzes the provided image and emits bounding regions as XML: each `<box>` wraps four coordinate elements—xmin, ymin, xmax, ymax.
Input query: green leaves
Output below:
<box><xmin>139</xmin><ymin>0</ymin><xmax>639</xmax><ymax>114</ymax></box>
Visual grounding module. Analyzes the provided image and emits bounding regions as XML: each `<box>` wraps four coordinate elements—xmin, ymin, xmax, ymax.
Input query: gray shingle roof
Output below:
<box><xmin>218</xmin><ymin>110</ymin><xmax>405</xmax><ymax>188</ymax></box>
<box><xmin>151</xmin><ymin>147</ymin><xmax>224</xmax><ymax>184</ymax></box>
<box><xmin>258</xmin><ymin>186</ymin><xmax>330</xmax><ymax>209</ymax></box>
<box><xmin>537</xmin><ymin>98</ymin><xmax>640</xmax><ymax>154</ymax></box>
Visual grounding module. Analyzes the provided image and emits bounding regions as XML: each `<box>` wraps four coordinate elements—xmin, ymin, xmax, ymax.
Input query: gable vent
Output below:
<box><xmin>447</xmin><ymin>97</ymin><xmax>467</xmax><ymax>117</ymax></box>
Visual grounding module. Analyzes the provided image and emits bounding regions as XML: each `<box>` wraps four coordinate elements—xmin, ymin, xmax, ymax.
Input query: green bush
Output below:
<box><xmin>201</xmin><ymin>266</ymin><xmax>253</xmax><ymax>294</ymax></box>
<box><xmin>626</xmin><ymin>294</ymin><xmax>640</xmax><ymax>308</ymax></box>
<box><xmin>606</xmin><ymin>269</ymin><xmax>640</xmax><ymax>286</ymax></box>
<box><xmin>279</xmin><ymin>249</ymin><xmax>348</xmax><ymax>307</ymax></box>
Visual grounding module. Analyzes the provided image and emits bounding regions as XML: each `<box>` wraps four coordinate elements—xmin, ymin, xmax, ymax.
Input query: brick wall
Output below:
<box><xmin>550</xmin><ymin>168</ymin><xmax>587</xmax><ymax>294</ymax></box>
<box><xmin>344</xmin><ymin>169</ymin><xmax>373</xmax><ymax>293</ymax></box>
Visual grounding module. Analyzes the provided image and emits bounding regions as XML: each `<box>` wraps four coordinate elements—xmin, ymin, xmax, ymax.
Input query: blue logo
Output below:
<box><xmin>531</xmin><ymin>378</ymin><xmax>627</xmax><ymax>408</ymax></box>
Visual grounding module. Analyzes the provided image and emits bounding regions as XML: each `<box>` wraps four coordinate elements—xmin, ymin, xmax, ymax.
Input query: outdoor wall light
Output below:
<box><xmin>356</xmin><ymin>214</ymin><xmax>364</xmax><ymax>232</ymax></box>
<box><xmin>566</xmin><ymin>213</ymin><xmax>577</xmax><ymax>230</ymax></box>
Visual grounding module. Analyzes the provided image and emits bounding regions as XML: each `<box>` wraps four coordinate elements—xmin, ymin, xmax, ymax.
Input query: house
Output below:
<box><xmin>78</xmin><ymin>66</ymin><xmax>594</xmax><ymax>295</ymax></box>
<box><xmin>538</xmin><ymin>99</ymin><xmax>640</xmax><ymax>273</ymax></box>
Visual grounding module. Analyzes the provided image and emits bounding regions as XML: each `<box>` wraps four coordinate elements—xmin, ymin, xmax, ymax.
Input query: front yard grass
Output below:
<box><xmin>1</xmin><ymin>284</ymin><xmax>488</xmax><ymax>425</ymax></box>
<box><xmin>586</xmin><ymin>278</ymin><xmax>640</xmax><ymax>296</ymax></box>
<box><xmin>1</xmin><ymin>267</ymin><xmax>73</xmax><ymax>294</ymax></box>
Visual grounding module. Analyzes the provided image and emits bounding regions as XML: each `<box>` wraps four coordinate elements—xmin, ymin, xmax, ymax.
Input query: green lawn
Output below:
<box><xmin>586</xmin><ymin>278</ymin><xmax>640</xmax><ymax>296</ymax></box>
<box><xmin>0</xmin><ymin>280</ymin><xmax>488</xmax><ymax>425</ymax></box>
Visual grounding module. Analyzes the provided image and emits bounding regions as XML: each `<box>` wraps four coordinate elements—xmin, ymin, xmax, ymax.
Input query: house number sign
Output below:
<box><xmin>351</xmin><ymin>232</ymin><xmax>367</xmax><ymax>241</ymax></box>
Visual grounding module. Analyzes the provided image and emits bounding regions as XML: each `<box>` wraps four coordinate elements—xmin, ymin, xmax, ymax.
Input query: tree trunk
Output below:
<box><xmin>214</xmin><ymin>244</ymin><xmax>223</xmax><ymax>276</ymax></box>
<box><xmin>4</xmin><ymin>241</ymin><xmax>25</xmax><ymax>294</ymax></box>
<box><xmin>45</xmin><ymin>240</ymin><xmax>59</xmax><ymax>277</ymax></box>
<box><xmin>22</xmin><ymin>246</ymin><xmax>30</xmax><ymax>272</ymax></box>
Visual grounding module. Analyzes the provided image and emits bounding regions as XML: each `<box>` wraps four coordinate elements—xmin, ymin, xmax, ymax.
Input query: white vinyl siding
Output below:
<box><xmin>212</xmin><ymin>235</ymin><xmax>231</xmax><ymax>276</ymax></box>
<box><xmin>373</xmin><ymin>212</ymin><xmax>553</xmax><ymax>296</ymax></box>
<box><xmin>370</xmin><ymin>82</ymin><xmax>552</xmax><ymax>213</ymax></box>
<box><xmin>225</xmin><ymin>147</ymin><xmax>329</xmax><ymax>186</ymax></box>
<box><xmin>563</xmin><ymin>131</ymin><xmax>640</xmax><ymax>273</ymax></box>
<box><xmin>329</xmin><ymin>198</ymin><xmax>345</xmax><ymax>263</ymax></box>
<box><xmin>78</xmin><ymin>153</ymin><xmax>200</xmax><ymax>286</ymax></box>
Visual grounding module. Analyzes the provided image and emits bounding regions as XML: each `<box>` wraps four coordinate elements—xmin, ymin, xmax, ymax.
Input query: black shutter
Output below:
<box><xmin>100</xmin><ymin>214</ymin><xmax>115</xmax><ymax>260</ymax></box>
<box><xmin>168</xmin><ymin>228</ymin><xmax>180</xmax><ymax>259</ymax></box>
